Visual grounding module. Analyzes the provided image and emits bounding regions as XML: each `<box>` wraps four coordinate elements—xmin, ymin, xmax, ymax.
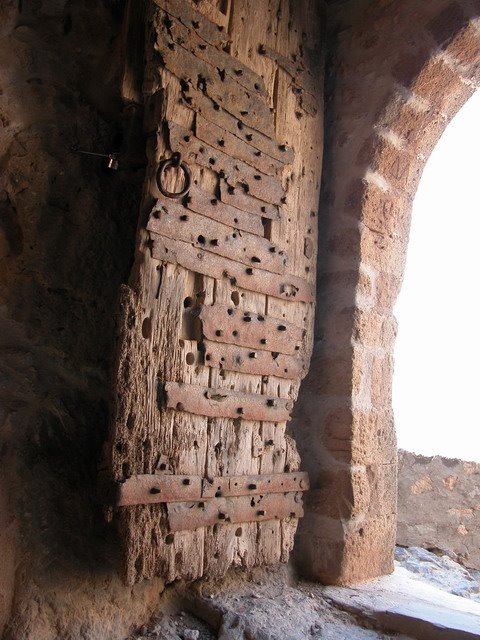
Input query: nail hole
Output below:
<box><xmin>142</xmin><ymin>317</ymin><xmax>152</xmax><ymax>339</ymax></box>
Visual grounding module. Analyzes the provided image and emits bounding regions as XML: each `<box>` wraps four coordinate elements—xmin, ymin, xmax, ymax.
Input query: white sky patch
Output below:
<box><xmin>393</xmin><ymin>89</ymin><xmax>480</xmax><ymax>462</ymax></box>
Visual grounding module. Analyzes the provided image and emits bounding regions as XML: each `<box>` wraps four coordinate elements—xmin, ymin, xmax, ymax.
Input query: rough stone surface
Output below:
<box><xmin>129</xmin><ymin>565</ymin><xmax>412</xmax><ymax>640</ymax></box>
<box><xmin>395</xmin><ymin>546</ymin><xmax>480</xmax><ymax>603</ymax></box>
<box><xmin>292</xmin><ymin>0</ymin><xmax>480</xmax><ymax>585</ymax></box>
<box><xmin>397</xmin><ymin>450</ymin><xmax>480</xmax><ymax>571</ymax></box>
<box><xmin>323</xmin><ymin>565</ymin><xmax>480</xmax><ymax>640</ymax></box>
<box><xmin>0</xmin><ymin>1</ymin><xmax>170</xmax><ymax>638</ymax></box>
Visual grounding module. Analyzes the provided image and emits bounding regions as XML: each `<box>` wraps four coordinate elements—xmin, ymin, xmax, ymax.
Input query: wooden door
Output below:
<box><xmin>106</xmin><ymin>0</ymin><xmax>323</xmax><ymax>585</ymax></box>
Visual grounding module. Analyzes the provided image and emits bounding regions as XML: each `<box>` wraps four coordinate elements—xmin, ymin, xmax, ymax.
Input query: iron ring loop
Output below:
<box><xmin>156</xmin><ymin>154</ymin><xmax>191</xmax><ymax>199</ymax></box>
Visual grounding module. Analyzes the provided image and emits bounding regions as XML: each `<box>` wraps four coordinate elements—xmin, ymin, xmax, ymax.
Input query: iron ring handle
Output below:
<box><xmin>156</xmin><ymin>152</ymin><xmax>191</xmax><ymax>199</ymax></box>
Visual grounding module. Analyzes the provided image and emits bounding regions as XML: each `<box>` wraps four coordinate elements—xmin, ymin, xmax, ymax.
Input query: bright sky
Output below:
<box><xmin>393</xmin><ymin>89</ymin><xmax>480</xmax><ymax>462</ymax></box>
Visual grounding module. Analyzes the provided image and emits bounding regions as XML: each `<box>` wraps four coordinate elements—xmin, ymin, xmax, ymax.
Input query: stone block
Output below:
<box><xmin>427</xmin><ymin>3</ymin><xmax>469</xmax><ymax>46</ymax></box>
<box><xmin>445</xmin><ymin>21</ymin><xmax>480</xmax><ymax>73</ymax></box>
<box><xmin>299</xmin><ymin>512</ymin><xmax>396</xmax><ymax>585</ymax></box>
<box><xmin>360</xmin><ymin>226</ymin><xmax>408</xmax><ymax>277</ymax></box>
<box><xmin>352</xmin><ymin>309</ymin><xmax>397</xmax><ymax>349</ymax></box>
<box><xmin>309</xmin><ymin>463</ymin><xmax>397</xmax><ymax>520</ymax></box>
<box><xmin>411</xmin><ymin>56</ymin><xmax>475</xmax><ymax>116</ymax></box>
<box><xmin>375</xmin><ymin>270</ymin><xmax>403</xmax><ymax>313</ymax></box>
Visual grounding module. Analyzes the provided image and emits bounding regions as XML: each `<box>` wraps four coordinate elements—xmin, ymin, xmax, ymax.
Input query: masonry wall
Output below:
<box><xmin>0</xmin><ymin>2</ymin><xmax>168</xmax><ymax>638</ymax></box>
<box><xmin>293</xmin><ymin>0</ymin><xmax>480</xmax><ymax>585</ymax></box>
<box><xmin>397</xmin><ymin>450</ymin><xmax>480</xmax><ymax>570</ymax></box>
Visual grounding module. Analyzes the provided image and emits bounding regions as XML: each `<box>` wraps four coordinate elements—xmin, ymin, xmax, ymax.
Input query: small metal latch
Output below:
<box><xmin>72</xmin><ymin>147</ymin><xmax>119</xmax><ymax>170</ymax></box>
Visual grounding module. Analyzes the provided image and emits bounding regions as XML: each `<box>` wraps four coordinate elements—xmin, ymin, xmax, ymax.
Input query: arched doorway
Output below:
<box><xmin>394</xmin><ymin>89</ymin><xmax>480</xmax><ymax>461</ymax></box>
<box><xmin>294</xmin><ymin>0</ymin><xmax>480</xmax><ymax>584</ymax></box>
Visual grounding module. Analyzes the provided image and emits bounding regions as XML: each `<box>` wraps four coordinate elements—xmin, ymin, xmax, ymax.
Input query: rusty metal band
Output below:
<box><xmin>182</xmin><ymin>87</ymin><xmax>294</xmax><ymax>165</ymax></box>
<box><xmin>166</xmin><ymin>492</ymin><xmax>304</xmax><ymax>532</ymax></box>
<box><xmin>147</xmin><ymin>204</ymin><xmax>287</xmax><ymax>274</ymax></box>
<box><xmin>198</xmin><ymin>304</ymin><xmax>304</xmax><ymax>355</ymax></box>
<box><xmin>167</xmin><ymin>121</ymin><xmax>284</xmax><ymax>205</ymax></box>
<box><xmin>150</xmin><ymin>234</ymin><xmax>314</xmax><ymax>303</ymax></box>
<box><xmin>164</xmin><ymin>381</ymin><xmax>292</xmax><ymax>422</ymax></box>
<box><xmin>163</xmin><ymin>11</ymin><xmax>267</xmax><ymax>98</ymax></box>
<box><xmin>185</xmin><ymin>184</ymin><xmax>264</xmax><ymax>236</ymax></box>
<box><xmin>202</xmin><ymin>340</ymin><xmax>307</xmax><ymax>379</ymax></box>
<box><xmin>115</xmin><ymin>474</ymin><xmax>201</xmax><ymax>506</ymax></box>
<box><xmin>114</xmin><ymin>471</ymin><xmax>309</xmax><ymax>507</ymax></box>
<box><xmin>195</xmin><ymin>115</ymin><xmax>283</xmax><ymax>176</ymax></box>
<box><xmin>156</xmin><ymin>35</ymin><xmax>274</xmax><ymax>137</ymax></box>
<box><xmin>219</xmin><ymin>180</ymin><xmax>279</xmax><ymax>219</ymax></box>
<box><xmin>153</xmin><ymin>0</ymin><xmax>230</xmax><ymax>48</ymax></box>
<box><xmin>201</xmin><ymin>472</ymin><xmax>309</xmax><ymax>498</ymax></box>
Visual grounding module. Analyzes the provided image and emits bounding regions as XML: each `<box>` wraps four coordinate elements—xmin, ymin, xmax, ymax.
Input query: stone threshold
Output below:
<box><xmin>322</xmin><ymin>566</ymin><xmax>480</xmax><ymax>640</ymax></box>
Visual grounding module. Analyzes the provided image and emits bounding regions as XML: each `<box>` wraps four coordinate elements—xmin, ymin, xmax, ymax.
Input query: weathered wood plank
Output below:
<box><xmin>107</xmin><ymin>0</ymin><xmax>324</xmax><ymax>584</ymax></box>
<box><xmin>147</xmin><ymin>203</ymin><xmax>288</xmax><ymax>274</ymax></box>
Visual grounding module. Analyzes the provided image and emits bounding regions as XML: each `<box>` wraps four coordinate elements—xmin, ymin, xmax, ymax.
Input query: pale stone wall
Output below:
<box><xmin>397</xmin><ymin>450</ymin><xmax>480</xmax><ymax>570</ymax></box>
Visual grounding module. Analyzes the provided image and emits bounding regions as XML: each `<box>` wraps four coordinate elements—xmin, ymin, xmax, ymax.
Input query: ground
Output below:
<box><xmin>126</xmin><ymin>547</ymin><xmax>480</xmax><ymax>640</ymax></box>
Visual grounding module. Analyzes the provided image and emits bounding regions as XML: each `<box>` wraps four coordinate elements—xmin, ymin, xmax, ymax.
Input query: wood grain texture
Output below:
<box><xmin>106</xmin><ymin>0</ymin><xmax>324</xmax><ymax>585</ymax></box>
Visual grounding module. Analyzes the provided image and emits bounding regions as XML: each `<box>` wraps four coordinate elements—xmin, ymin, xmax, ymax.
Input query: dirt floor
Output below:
<box><xmin>127</xmin><ymin>564</ymin><xmax>412</xmax><ymax>640</ymax></box>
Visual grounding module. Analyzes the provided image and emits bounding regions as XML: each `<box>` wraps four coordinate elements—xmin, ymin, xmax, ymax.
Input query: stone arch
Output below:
<box><xmin>294</xmin><ymin>0</ymin><xmax>480</xmax><ymax>584</ymax></box>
